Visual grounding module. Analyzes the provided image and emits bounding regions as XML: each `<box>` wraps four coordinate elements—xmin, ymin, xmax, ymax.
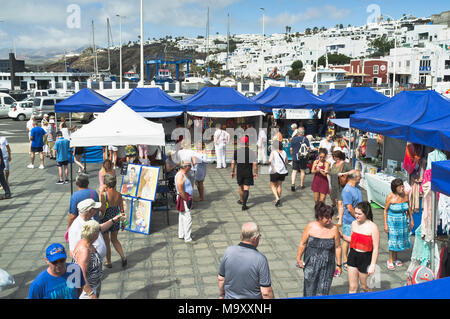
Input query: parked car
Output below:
<box><xmin>8</xmin><ymin>100</ymin><xmax>35</xmax><ymax>121</ymax></box>
<box><xmin>0</xmin><ymin>93</ymin><xmax>17</xmax><ymax>118</ymax></box>
<box><xmin>32</xmin><ymin>97</ymin><xmax>67</xmax><ymax>119</ymax></box>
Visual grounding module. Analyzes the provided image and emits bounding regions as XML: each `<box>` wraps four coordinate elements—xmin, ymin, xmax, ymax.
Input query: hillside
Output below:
<box><xmin>33</xmin><ymin>42</ymin><xmax>207</xmax><ymax>79</ymax></box>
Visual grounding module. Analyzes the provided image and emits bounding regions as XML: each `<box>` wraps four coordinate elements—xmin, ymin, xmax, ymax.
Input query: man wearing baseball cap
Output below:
<box><xmin>28</xmin><ymin>243</ymin><xmax>85</xmax><ymax>299</ymax></box>
<box><xmin>231</xmin><ymin>135</ymin><xmax>258</xmax><ymax>211</ymax></box>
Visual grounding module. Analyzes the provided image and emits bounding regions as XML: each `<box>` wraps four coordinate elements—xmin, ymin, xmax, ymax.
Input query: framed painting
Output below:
<box><xmin>136</xmin><ymin>166</ymin><xmax>160</xmax><ymax>201</ymax></box>
<box><xmin>120</xmin><ymin>164</ymin><xmax>141</xmax><ymax>197</ymax></box>
<box><xmin>129</xmin><ymin>198</ymin><xmax>152</xmax><ymax>235</ymax></box>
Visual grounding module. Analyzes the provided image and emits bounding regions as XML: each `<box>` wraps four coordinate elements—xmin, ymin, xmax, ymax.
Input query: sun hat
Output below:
<box><xmin>77</xmin><ymin>198</ymin><xmax>101</xmax><ymax>214</ymax></box>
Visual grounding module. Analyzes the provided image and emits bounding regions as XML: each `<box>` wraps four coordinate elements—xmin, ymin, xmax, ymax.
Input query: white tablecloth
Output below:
<box><xmin>365</xmin><ymin>173</ymin><xmax>397</xmax><ymax>208</ymax></box>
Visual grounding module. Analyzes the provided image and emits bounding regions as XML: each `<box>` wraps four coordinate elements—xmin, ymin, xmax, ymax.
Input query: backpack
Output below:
<box><xmin>296</xmin><ymin>137</ymin><xmax>309</xmax><ymax>160</ymax></box>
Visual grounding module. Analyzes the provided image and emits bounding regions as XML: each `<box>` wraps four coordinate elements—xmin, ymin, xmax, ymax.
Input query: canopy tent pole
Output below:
<box><xmin>431</xmin><ymin>190</ymin><xmax>437</xmax><ymax>275</ymax></box>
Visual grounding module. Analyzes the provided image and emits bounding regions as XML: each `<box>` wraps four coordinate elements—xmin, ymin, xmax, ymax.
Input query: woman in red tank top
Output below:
<box><xmin>340</xmin><ymin>201</ymin><xmax>380</xmax><ymax>293</ymax></box>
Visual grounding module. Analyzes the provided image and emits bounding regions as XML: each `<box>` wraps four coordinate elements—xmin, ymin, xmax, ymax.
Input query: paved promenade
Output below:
<box><xmin>0</xmin><ymin>144</ymin><xmax>412</xmax><ymax>299</ymax></box>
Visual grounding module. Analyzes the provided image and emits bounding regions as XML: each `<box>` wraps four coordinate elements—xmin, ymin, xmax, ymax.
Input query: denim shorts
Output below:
<box><xmin>343</xmin><ymin>222</ymin><xmax>352</xmax><ymax>237</ymax></box>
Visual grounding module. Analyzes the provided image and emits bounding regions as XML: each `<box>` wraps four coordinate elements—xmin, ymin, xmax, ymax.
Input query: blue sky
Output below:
<box><xmin>0</xmin><ymin>0</ymin><xmax>448</xmax><ymax>55</ymax></box>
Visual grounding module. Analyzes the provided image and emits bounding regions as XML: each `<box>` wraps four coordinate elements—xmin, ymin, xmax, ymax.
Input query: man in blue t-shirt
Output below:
<box><xmin>54</xmin><ymin>131</ymin><xmax>70</xmax><ymax>185</ymax></box>
<box><xmin>28</xmin><ymin>121</ymin><xmax>47</xmax><ymax>169</ymax></box>
<box><xmin>28</xmin><ymin>243</ymin><xmax>85</xmax><ymax>299</ymax></box>
<box><xmin>290</xmin><ymin>127</ymin><xmax>310</xmax><ymax>191</ymax></box>
<box><xmin>68</xmin><ymin>174</ymin><xmax>99</xmax><ymax>228</ymax></box>
<box><xmin>341</xmin><ymin>171</ymin><xmax>363</xmax><ymax>267</ymax></box>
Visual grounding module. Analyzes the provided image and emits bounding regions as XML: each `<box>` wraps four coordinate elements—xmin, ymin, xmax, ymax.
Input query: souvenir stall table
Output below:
<box><xmin>183</xmin><ymin>87</ymin><xmax>265</xmax><ymax>164</ymax></box>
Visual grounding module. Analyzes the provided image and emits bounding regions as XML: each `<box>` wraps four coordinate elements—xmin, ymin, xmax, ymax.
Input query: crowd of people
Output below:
<box><xmin>16</xmin><ymin>117</ymin><xmax>419</xmax><ymax>299</ymax></box>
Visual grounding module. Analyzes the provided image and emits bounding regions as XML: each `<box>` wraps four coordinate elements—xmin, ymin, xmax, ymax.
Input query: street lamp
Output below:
<box><xmin>383</xmin><ymin>14</ymin><xmax>398</xmax><ymax>97</ymax></box>
<box><xmin>260</xmin><ymin>8</ymin><xmax>265</xmax><ymax>91</ymax></box>
<box><xmin>139</xmin><ymin>0</ymin><xmax>144</xmax><ymax>87</ymax></box>
<box><xmin>116</xmin><ymin>14</ymin><xmax>124</xmax><ymax>89</ymax></box>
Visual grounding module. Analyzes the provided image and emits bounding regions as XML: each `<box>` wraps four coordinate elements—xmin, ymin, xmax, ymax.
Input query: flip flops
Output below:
<box><xmin>394</xmin><ymin>260</ymin><xmax>403</xmax><ymax>267</ymax></box>
<box><xmin>387</xmin><ymin>261</ymin><xmax>395</xmax><ymax>270</ymax></box>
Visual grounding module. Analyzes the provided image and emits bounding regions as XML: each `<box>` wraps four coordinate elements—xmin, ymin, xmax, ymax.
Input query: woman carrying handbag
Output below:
<box><xmin>268</xmin><ymin>137</ymin><xmax>288</xmax><ymax>207</ymax></box>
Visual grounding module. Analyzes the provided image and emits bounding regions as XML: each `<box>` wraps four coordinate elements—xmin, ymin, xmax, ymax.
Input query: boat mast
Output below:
<box><xmin>226</xmin><ymin>13</ymin><xmax>230</xmax><ymax>74</ymax></box>
<box><xmin>92</xmin><ymin>20</ymin><xmax>98</xmax><ymax>78</ymax></box>
<box><xmin>205</xmin><ymin>6</ymin><xmax>209</xmax><ymax>77</ymax></box>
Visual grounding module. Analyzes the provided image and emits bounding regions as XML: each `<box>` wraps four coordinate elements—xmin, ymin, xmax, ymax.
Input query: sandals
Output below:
<box><xmin>394</xmin><ymin>260</ymin><xmax>403</xmax><ymax>267</ymax></box>
<box><xmin>104</xmin><ymin>262</ymin><xmax>112</xmax><ymax>269</ymax></box>
<box><xmin>387</xmin><ymin>261</ymin><xmax>395</xmax><ymax>270</ymax></box>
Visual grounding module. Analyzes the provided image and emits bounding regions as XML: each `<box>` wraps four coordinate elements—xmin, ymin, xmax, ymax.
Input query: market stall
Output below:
<box><xmin>182</xmin><ymin>87</ymin><xmax>265</xmax><ymax>164</ymax></box>
<box><xmin>252</xmin><ymin>86</ymin><xmax>332</xmax><ymax>160</ymax></box>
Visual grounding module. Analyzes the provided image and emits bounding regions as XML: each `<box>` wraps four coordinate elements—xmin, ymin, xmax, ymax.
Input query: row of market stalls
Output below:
<box><xmin>55</xmin><ymin>85</ymin><xmax>450</xmax><ymax>297</ymax></box>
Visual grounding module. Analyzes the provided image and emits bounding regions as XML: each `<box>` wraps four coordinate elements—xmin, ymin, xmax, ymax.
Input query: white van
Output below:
<box><xmin>32</xmin><ymin>89</ymin><xmax>59</xmax><ymax>97</ymax></box>
<box><xmin>0</xmin><ymin>93</ymin><xmax>17</xmax><ymax>118</ymax></box>
<box><xmin>32</xmin><ymin>97</ymin><xmax>66</xmax><ymax>119</ymax></box>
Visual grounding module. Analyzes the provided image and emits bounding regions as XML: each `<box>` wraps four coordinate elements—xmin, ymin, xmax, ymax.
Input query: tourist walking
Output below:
<box><xmin>68</xmin><ymin>174</ymin><xmax>100</xmax><ymax>228</ymax></box>
<box><xmin>319</xmin><ymin>132</ymin><xmax>334</xmax><ymax>163</ymax></box>
<box><xmin>341</xmin><ymin>201</ymin><xmax>380</xmax><ymax>293</ymax></box>
<box><xmin>218</xmin><ymin>222</ymin><xmax>274</xmax><ymax>299</ymax></box>
<box><xmin>214</xmin><ymin>123</ymin><xmax>230</xmax><ymax>169</ymax></box>
<box><xmin>384</xmin><ymin>178</ymin><xmax>414</xmax><ymax>270</ymax></box>
<box><xmin>296</xmin><ymin>202</ymin><xmax>342</xmax><ymax>297</ymax></box>
<box><xmin>73</xmin><ymin>147</ymin><xmax>86</xmax><ymax>174</ymax></box>
<box><xmin>341</xmin><ymin>171</ymin><xmax>363</xmax><ymax>270</ymax></box>
<box><xmin>194</xmin><ymin>141</ymin><xmax>207</xmax><ymax>201</ymax></box>
<box><xmin>0</xmin><ymin>135</ymin><xmax>11</xmax><ymax>185</ymax></box>
<box><xmin>257</xmin><ymin>127</ymin><xmax>268</xmax><ymax>165</ymax></box>
<box><xmin>231</xmin><ymin>136</ymin><xmax>258</xmax><ymax>211</ymax></box>
<box><xmin>46</xmin><ymin>119</ymin><xmax>56</xmax><ymax>159</ymax></box>
<box><xmin>268</xmin><ymin>137</ymin><xmax>288</xmax><ymax>207</ymax></box>
<box><xmin>311</xmin><ymin>148</ymin><xmax>330</xmax><ymax>204</ymax></box>
<box><xmin>28</xmin><ymin>243</ymin><xmax>85</xmax><ymax>299</ymax></box>
<box><xmin>175</xmin><ymin>161</ymin><xmax>194</xmax><ymax>243</ymax></box>
<box><xmin>98</xmin><ymin>159</ymin><xmax>116</xmax><ymax>192</ymax></box>
<box><xmin>54</xmin><ymin>131</ymin><xmax>70</xmax><ymax>184</ymax></box>
<box><xmin>71</xmin><ymin>220</ymin><xmax>103</xmax><ymax>299</ymax></box>
<box><xmin>290</xmin><ymin>127</ymin><xmax>310</xmax><ymax>191</ymax></box>
<box><xmin>99</xmin><ymin>174</ymin><xmax>127</xmax><ymax>268</ymax></box>
<box><xmin>0</xmin><ymin>148</ymin><xmax>11</xmax><ymax>200</ymax></box>
<box><xmin>28</xmin><ymin>121</ymin><xmax>47</xmax><ymax>169</ymax></box>
<box><xmin>329</xmin><ymin>150</ymin><xmax>354</xmax><ymax>225</ymax></box>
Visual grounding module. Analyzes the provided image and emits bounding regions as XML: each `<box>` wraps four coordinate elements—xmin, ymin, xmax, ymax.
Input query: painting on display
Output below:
<box><xmin>129</xmin><ymin>199</ymin><xmax>152</xmax><ymax>235</ymax></box>
<box><xmin>121</xmin><ymin>196</ymin><xmax>134</xmax><ymax>231</ymax></box>
<box><xmin>120</xmin><ymin>164</ymin><xmax>141</xmax><ymax>197</ymax></box>
<box><xmin>136</xmin><ymin>166</ymin><xmax>160</xmax><ymax>201</ymax></box>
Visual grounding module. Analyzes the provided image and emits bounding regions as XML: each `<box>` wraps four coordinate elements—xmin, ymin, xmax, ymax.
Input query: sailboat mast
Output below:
<box><xmin>227</xmin><ymin>13</ymin><xmax>230</xmax><ymax>73</ymax></box>
<box><xmin>107</xmin><ymin>17</ymin><xmax>111</xmax><ymax>72</ymax></box>
<box><xmin>92</xmin><ymin>20</ymin><xmax>98</xmax><ymax>77</ymax></box>
<box><xmin>205</xmin><ymin>7</ymin><xmax>209</xmax><ymax>77</ymax></box>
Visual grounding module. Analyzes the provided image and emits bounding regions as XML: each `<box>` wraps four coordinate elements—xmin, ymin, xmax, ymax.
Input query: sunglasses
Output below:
<box><xmin>51</xmin><ymin>258</ymin><xmax>66</xmax><ymax>265</ymax></box>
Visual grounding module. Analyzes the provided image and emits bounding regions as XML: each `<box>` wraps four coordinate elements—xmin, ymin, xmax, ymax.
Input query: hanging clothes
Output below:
<box><xmin>410</xmin><ymin>157</ymin><xmax>426</xmax><ymax>213</ymax></box>
<box><xmin>437</xmin><ymin>246</ymin><xmax>450</xmax><ymax>278</ymax></box>
<box><xmin>438</xmin><ymin>194</ymin><xmax>450</xmax><ymax>235</ymax></box>
<box><xmin>410</xmin><ymin>225</ymin><xmax>432</xmax><ymax>267</ymax></box>
<box><xmin>421</xmin><ymin>181</ymin><xmax>434</xmax><ymax>243</ymax></box>
<box><xmin>426</xmin><ymin>149</ymin><xmax>447</xmax><ymax>170</ymax></box>
<box><xmin>403</xmin><ymin>143</ymin><xmax>417</xmax><ymax>175</ymax></box>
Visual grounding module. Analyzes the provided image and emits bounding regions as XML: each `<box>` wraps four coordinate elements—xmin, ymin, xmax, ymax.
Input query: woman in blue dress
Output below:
<box><xmin>384</xmin><ymin>178</ymin><xmax>414</xmax><ymax>270</ymax></box>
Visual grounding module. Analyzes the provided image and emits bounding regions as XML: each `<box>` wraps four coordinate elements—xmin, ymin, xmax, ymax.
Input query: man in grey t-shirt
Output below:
<box><xmin>218</xmin><ymin>222</ymin><xmax>274</xmax><ymax>299</ymax></box>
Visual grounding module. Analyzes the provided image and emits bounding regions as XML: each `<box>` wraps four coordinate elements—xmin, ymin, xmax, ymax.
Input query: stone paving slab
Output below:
<box><xmin>0</xmin><ymin>149</ymin><xmax>414</xmax><ymax>299</ymax></box>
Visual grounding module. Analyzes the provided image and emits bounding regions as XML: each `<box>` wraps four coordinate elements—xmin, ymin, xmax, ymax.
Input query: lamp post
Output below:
<box><xmin>384</xmin><ymin>14</ymin><xmax>398</xmax><ymax>97</ymax></box>
<box><xmin>260</xmin><ymin>8</ymin><xmax>265</xmax><ymax>91</ymax></box>
<box><xmin>139</xmin><ymin>0</ymin><xmax>144</xmax><ymax>87</ymax></box>
<box><xmin>116</xmin><ymin>14</ymin><xmax>124</xmax><ymax>89</ymax></box>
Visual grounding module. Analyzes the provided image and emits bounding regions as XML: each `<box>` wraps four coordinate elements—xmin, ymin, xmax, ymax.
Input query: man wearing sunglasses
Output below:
<box><xmin>28</xmin><ymin>243</ymin><xmax>85</xmax><ymax>299</ymax></box>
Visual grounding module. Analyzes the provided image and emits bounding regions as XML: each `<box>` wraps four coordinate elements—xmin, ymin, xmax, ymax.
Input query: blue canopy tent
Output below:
<box><xmin>294</xmin><ymin>276</ymin><xmax>450</xmax><ymax>299</ymax></box>
<box><xmin>55</xmin><ymin>88</ymin><xmax>113</xmax><ymax>113</ymax></box>
<box><xmin>350</xmin><ymin>90</ymin><xmax>450</xmax><ymax>151</ymax></box>
<box><xmin>115</xmin><ymin>87</ymin><xmax>185</xmax><ymax>118</ymax></box>
<box><xmin>326</xmin><ymin>87</ymin><xmax>389</xmax><ymax>112</ymax></box>
<box><xmin>183</xmin><ymin>86</ymin><xmax>264</xmax><ymax>117</ymax></box>
<box><xmin>251</xmin><ymin>86</ymin><xmax>332</xmax><ymax>113</ymax></box>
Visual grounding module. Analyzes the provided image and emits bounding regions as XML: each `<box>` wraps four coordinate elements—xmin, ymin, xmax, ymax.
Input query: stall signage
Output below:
<box><xmin>273</xmin><ymin>108</ymin><xmax>321</xmax><ymax>120</ymax></box>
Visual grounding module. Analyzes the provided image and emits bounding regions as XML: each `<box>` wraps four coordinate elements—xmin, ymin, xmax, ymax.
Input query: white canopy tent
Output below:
<box><xmin>69</xmin><ymin>100</ymin><xmax>165</xmax><ymax>147</ymax></box>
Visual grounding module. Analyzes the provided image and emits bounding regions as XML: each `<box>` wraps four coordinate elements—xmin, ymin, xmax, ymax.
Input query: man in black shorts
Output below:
<box><xmin>290</xmin><ymin>127</ymin><xmax>310</xmax><ymax>191</ymax></box>
<box><xmin>231</xmin><ymin>136</ymin><xmax>258</xmax><ymax>211</ymax></box>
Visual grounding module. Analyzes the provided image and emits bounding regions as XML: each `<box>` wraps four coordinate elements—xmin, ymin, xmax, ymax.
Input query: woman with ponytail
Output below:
<box><xmin>296</xmin><ymin>202</ymin><xmax>342</xmax><ymax>296</ymax></box>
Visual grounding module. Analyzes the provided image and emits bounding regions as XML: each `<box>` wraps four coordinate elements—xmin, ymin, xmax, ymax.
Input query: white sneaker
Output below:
<box><xmin>39</xmin><ymin>165</ymin><xmax>45</xmax><ymax>169</ymax></box>
<box><xmin>27</xmin><ymin>164</ymin><xmax>34</xmax><ymax>169</ymax></box>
